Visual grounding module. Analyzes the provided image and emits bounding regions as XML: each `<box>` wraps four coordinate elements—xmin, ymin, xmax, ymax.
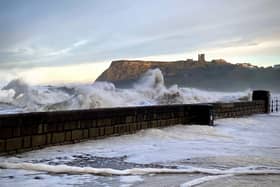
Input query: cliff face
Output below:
<box><xmin>96</xmin><ymin>59</ymin><xmax>280</xmax><ymax>92</ymax></box>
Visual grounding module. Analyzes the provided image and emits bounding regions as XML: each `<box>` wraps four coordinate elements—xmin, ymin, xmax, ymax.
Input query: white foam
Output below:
<box><xmin>120</xmin><ymin>175</ymin><xmax>144</xmax><ymax>187</ymax></box>
<box><xmin>0</xmin><ymin>168</ymin><xmax>96</xmax><ymax>187</ymax></box>
<box><xmin>0</xmin><ymin>89</ymin><xmax>15</xmax><ymax>104</ymax></box>
<box><xmin>180</xmin><ymin>174</ymin><xmax>233</xmax><ymax>187</ymax></box>
<box><xmin>180</xmin><ymin>165</ymin><xmax>280</xmax><ymax>186</ymax></box>
<box><xmin>0</xmin><ymin>162</ymin><xmax>279</xmax><ymax>176</ymax></box>
<box><xmin>0</xmin><ymin>69</ymin><xmax>250</xmax><ymax>113</ymax></box>
<box><xmin>0</xmin><ymin>113</ymin><xmax>279</xmax><ymax>186</ymax></box>
<box><xmin>0</xmin><ymin>113</ymin><xmax>278</xmax><ymax>165</ymax></box>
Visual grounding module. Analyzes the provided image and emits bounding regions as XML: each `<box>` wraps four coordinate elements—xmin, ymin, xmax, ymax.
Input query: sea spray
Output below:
<box><xmin>0</xmin><ymin>69</ymin><xmax>250</xmax><ymax>113</ymax></box>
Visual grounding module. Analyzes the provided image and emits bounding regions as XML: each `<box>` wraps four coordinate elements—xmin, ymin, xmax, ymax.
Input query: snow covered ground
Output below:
<box><xmin>0</xmin><ymin>112</ymin><xmax>279</xmax><ymax>186</ymax></box>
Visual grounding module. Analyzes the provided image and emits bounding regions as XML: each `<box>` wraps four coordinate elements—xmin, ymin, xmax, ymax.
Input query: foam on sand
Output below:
<box><xmin>120</xmin><ymin>175</ymin><xmax>144</xmax><ymax>187</ymax></box>
<box><xmin>180</xmin><ymin>174</ymin><xmax>234</xmax><ymax>187</ymax></box>
<box><xmin>0</xmin><ymin>112</ymin><xmax>279</xmax><ymax>186</ymax></box>
<box><xmin>0</xmin><ymin>162</ymin><xmax>279</xmax><ymax>176</ymax></box>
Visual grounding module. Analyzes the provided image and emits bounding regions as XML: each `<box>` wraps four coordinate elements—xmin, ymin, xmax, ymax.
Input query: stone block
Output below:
<box><xmin>84</xmin><ymin>120</ymin><xmax>96</xmax><ymax>128</ymax></box>
<box><xmin>65</xmin><ymin>131</ymin><xmax>72</xmax><ymax>141</ymax></box>
<box><xmin>99</xmin><ymin>127</ymin><xmax>105</xmax><ymax>136</ymax></box>
<box><xmin>64</xmin><ymin>121</ymin><xmax>77</xmax><ymax>130</ymax></box>
<box><xmin>46</xmin><ymin>133</ymin><xmax>52</xmax><ymax>144</ymax></box>
<box><xmin>17</xmin><ymin>148</ymin><xmax>33</xmax><ymax>154</ymax></box>
<box><xmin>152</xmin><ymin>121</ymin><xmax>158</xmax><ymax>128</ymax></box>
<box><xmin>7</xmin><ymin>150</ymin><xmax>17</xmax><ymax>155</ymax></box>
<box><xmin>83</xmin><ymin>129</ymin><xmax>89</xmax><ymax>138</ymax></box>
<box><xmin>72</xmin><ymin>130</ymin><xmax>83</xmax><ymax>140</ymax></box>
<box><xmin>110</xmin><ymin>118</ymin><xmax>118</xmax><ymax>125</ymax></box>
<box><xmin>56</xmin><ymin>123</ymin><xmax>64</xmax><ymax>131</ymax></box>
<box><xmin>76</xmin><ymin>121</ymin><xmax>81</xmax><ymax>129</ymax></box>
<box><xmin>97</xmin><ymin>119</ymin><xmax>111</xmax><ymax>127</ymax></box>
<box><xmin>130</xmin><ymin>123</ymin><xmax>137</xmax><ymax>132</ymax></box>
<box><xmin>136</xmin><ymin>115</ymin><xmax>144</xmax><ymax>121</ymax></box>
<box><xmin>45</xmin><ymin>123</ymin><xmax>57</xmax><ymax>132</ymax></box>
<box><xmin>37</xmin><ymin>124</ymin><xmax>44</xmax><ymax>134</ymax></box>
<box><xmin>153</xmin><ymin>113</ymin><xmax>158</xmax><ymax>119</ymax></box>
<box><xmin>32</xmin><ymin>135</ymin><xmax>46</xmax><ymax>147</ymax></box>
<box><xmin>136</xmin><ymin>123</ymin><xmax>142</xmax><ymax>130</ymax></box>
<box><xmin>112</xmin><ymin>117</ymin><xmax>125</xmax><ymax>125</ymax></box>
<box><xmin>52</xmin><ymin>132</ymin><xmax>65</xmax><ymax>143</ymax></box>
<box><xmin>89</xmin><ymin>128</ymin><xmax>99</xmax><ymax>138</ymax></box>
<box><xmin>141</xmin><ymin>122</ymin><xmax>148</xmax><ymax>129</ymax></box>
<box><xmin>105</xmin><ymin>126</ymin><xmax>114</xmax><ymax>135</ymax></box>
<box><xmin>0</xmin><ymin>140</ymin><xmax>5</xmax><ymax>152</ymax></box>
<box><xmin>97</xmin><ymin>119</ymin><xmax>104</xmax><ymax>127</ymax></box>
<box><xmin>159</xmin><ymin>120</ymin><xmax>165</xmax><ymax>127</ymax></box>
<box><xmin>13</xmin><ymin>127</ymin><xmax>21</xmax><ymax>137</ymax></box>
<box><xmin>113</xmin><ymin>125</ymin><xmax>119</xmax><ymax>134</ymax></box>
<box><xmin>0</xmin><ymin>128</ymin><xmax>13</xmax><ymax>139</ymax></box>
<box><xmin>79</xmin><ymin>121</ymin><xmax>86</xmax><ymax>129</ymax></box>
<box><xmin>118</xmin><ymin>125</ymin><xmax>126</xmax><ymax>134</ymax></box>
<box><xmin>23</xmin><ymin>136</ymin><xmax>31</xmax><ymax>148</ymax></box>
<box><xmin>126</xmin><ymin>116</ymin><xmax>134</xmax><ymax>123</ymax></box>
<box><xmin>103</xmin><ymin>119</ymin><xmax>111</xmax><ymax>126</ymax></box>
<box><xmin>6</xmin><ymin>137</ymin><xmax>22</xmax><ymax>151</ymax></box>
<box><xmin>125</xmin><ymin>124</ymin><xmax>130</xmax><ymax>132</ymax></box>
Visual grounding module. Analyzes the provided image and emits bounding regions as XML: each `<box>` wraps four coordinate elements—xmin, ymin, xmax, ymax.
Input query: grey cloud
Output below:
<box><xmin>0</xmin><ymin>0</ymin><xmax>279</xmax><ymax>69</ymax></box>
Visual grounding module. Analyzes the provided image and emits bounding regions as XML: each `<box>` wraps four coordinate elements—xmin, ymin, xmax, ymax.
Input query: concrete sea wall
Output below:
<box><xmin>0</xmin><ymin>90</ymin><xmax>270</xmax><ymax>155</ymax></box>
<box><xmin>213</xmin><ymin>100</ymin><xmax>265</xmax><ymax>119</ymax></box>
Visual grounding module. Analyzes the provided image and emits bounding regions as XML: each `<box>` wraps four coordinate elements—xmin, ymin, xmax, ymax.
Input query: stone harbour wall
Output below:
<box><xmin>0</xmin><ymin>104</ymin><xmax>212</xmax><ymax>155</ymax></box>
<box><xmin>0</xmin><ymin>90</ymin><xmax>270</xmax><ymax>155</ymax></box>
<box><xmin>213</xmin><ymin>100</ymin><xmax>265</xmax><ymax>119</ymax></box>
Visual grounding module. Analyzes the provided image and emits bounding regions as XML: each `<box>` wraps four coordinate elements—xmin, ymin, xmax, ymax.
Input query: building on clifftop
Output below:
<box><xmin>198</xmin><ymin>54</ymin><xmax>205</xmax><ymax>62</ymax></box>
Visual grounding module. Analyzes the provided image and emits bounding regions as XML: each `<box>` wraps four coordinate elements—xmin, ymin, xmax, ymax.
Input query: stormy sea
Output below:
<box><xmin>0</xmin><ymin>69</ymin><xmax>251</xmax><ymax>114</ymax></box>
<box><xmin>0</xmin><ymin>69</ymin><xmax>279</xmax><ymax>186</ymax></box>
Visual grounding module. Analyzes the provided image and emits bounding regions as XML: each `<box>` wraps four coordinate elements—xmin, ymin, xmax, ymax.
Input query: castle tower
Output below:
<box><xmin>198</xmin><ymin>54</ymin><xmax>205</xmax><ymax>62</ymax></box>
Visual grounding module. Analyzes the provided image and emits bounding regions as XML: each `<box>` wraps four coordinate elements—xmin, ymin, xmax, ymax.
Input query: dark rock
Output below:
<box><xmin>34</xmin><ymin>176</ymin><xmax>43</xmax><ymax>180</ymax></box>
<box><xmin>96</xmin><ymin>55</ymin><xmax>280</xmax><ymax>92</ymax></box>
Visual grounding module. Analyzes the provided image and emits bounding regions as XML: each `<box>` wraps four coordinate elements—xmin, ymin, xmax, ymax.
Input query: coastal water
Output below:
<box><xmin>0</xmin><ymin>69</ymin><xmax>279</xmax><ymax>186</ymax></box>
<box><xmin>0</xmin><ymin>69</ymin><xmax>250</xmax><ymax>114</ymax></box>
<box><xmin>0</xmin><ymin>113</ymin><xmax>279</xmax><ymax>186</ymax></box>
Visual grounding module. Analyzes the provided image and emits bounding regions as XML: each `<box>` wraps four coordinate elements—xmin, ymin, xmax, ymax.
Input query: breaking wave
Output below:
<box><xmin>0</xmin><ymin>69</ymin><xmax>250</xmax><ymax>113</ymax></box>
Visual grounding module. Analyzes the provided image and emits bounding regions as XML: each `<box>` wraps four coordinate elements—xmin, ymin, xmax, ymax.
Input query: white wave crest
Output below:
<box><xmin>0</xmin><ymin>69</ymin><xmax>250</xmax><ymax>113</ymax></box>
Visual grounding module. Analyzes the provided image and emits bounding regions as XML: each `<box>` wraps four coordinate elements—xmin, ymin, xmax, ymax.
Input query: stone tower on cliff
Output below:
<box><xmin>198</xmin><ymin>54</ymin><xmax>205</xmax><ymax>62</ymax></box>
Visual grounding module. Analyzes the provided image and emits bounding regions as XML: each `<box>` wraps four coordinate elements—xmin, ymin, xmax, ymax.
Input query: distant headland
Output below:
<box><xmin>96</xmin><ymin>54</ymin><xmax>280</xmax><ymax>92</ymax></box>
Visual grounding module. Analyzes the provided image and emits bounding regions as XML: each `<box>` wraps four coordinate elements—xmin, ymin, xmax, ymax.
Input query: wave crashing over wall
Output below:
<box><xmin>0</xmin><ymin>69</ymin><xmax>250</xmax><ymax>113</ymax></box>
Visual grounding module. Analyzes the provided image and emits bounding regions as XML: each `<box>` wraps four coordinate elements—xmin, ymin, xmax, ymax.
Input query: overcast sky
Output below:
<box><xmin>0</xmin><ymin>0</ymin><xmax>280</xmax><ymax>84</ymax></box>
